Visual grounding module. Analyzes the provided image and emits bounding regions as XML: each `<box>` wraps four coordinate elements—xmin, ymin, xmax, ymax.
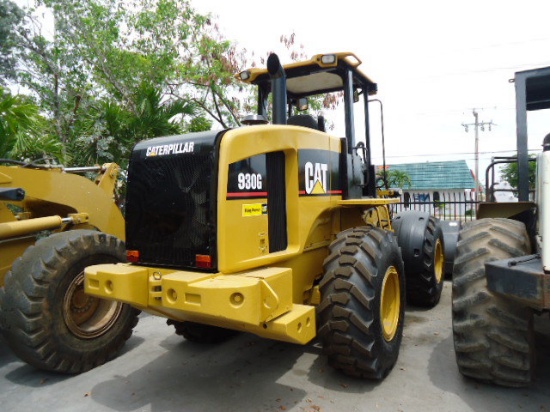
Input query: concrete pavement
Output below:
<box><xmin>1</xmin><ymin>281</ymin><xmax>549</xmax><ymax>412</ymax></box>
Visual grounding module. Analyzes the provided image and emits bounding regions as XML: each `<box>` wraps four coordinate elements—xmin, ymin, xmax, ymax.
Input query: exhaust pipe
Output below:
<box><xmin>267</xmin><ymin>53</ymin><xmax>287</xmax><ymax>125</ymax></box>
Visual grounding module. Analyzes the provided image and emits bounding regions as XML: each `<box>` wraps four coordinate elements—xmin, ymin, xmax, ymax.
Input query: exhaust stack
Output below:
<box><xmin>267</xmin><ymin>53</ymin><xmax>287</xmax><ymax>125</ymax></box>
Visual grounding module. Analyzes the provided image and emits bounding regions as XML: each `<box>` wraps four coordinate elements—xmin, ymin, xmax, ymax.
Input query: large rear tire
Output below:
<box><xmin>0</xmin><ymin>230</ymin><xmax>140</xmax><ymax>374</ymax></box>
<box><xmin>317</xmin><ymin>227</ymin><xmax>405</xmax><ymax>380</ymax></box>
<box><xmin>452</xmin><ymin>218</ymin><xmax>534</xmax><ymax>387</ymax></box>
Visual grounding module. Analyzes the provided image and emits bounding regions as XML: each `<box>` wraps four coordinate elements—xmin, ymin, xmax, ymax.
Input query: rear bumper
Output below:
<box><xmin>84</xmin><ymin>263</ymin><xmax>316</xmax><ymax>344</ymax></box>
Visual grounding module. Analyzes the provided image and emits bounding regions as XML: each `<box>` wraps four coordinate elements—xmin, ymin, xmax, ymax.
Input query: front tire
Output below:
<box><xmin>452</xmin><ymin>218</ymin><xmax>534</xmax><ymax>387</ymax></box>
<box><xmin>0</xmin><ymin>230</ymin><xmax>140</xmax><ymax>374</ymax></box>
<box><xmin>317</xmin><ymin>227</ymin><xmax>405</xmax><ymax>380</ymax></box>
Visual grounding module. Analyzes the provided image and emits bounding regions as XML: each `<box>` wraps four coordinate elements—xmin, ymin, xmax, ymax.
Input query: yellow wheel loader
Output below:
<box><xmin>0</xmin><ymin>161</ymin><xmax>139</xmax><ymax>373</ymax></box>
<box><xmin>85</xmin><ymin>53</ymin><xmax>443</xmax><ymax>380</ymax></box>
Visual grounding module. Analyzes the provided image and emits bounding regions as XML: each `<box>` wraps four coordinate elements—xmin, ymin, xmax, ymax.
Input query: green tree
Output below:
<box><xmin>1</xmin><ymin>1</ymin><xmax>328</xmax><ymax>168</ymax></box>
<box><xmin>70</xmin><ymin>83</ymin><xmax>196</xmax><ymax>167</ymax></box>
<box><xmin>377</xmin><ymin>168</ymin><xmax>412</xmax><ymax>189</ymax></box>
<box><xmin>500</xmin><ymin>156</ymin><xmax>537</xmax><ymax>190</ymax></box>
<box><xmin>0</xmin><ymin>87</ymin><xmax>61</xmax><ymax>159</ymax></box>
<box><xmin>45</xmin><ymin>0</ymin><xmax>244</xmax><ymax>128</ymax></box>
<box><xmin>0</xmin><ymin>0</ymin><xmax>240</xmax><ymax>165</ymax></box>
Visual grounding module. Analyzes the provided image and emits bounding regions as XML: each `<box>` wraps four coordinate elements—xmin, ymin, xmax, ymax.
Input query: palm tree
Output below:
<box><xmin>1</xmin><ymin>88</ymin><xmax>64</xmax><ymax>161</ymax></box>
<box><xmin>70</xmin><ymin>84</ymin><xmax>197</xmax><ymax>168</ymax></box>
<box><xmin>0</xmin><ymin>88</ymin><xmax>41</xmax><ymax>158</ymax></box>
<box><xmin>377</xmin><ymin>168</ymin><xmax>412</xmax><ymax>189</ymax></box>
<box><xmin>130</xmin><ymin>83</ymin><xmax>196</xmax><ymax>139</ymax></box>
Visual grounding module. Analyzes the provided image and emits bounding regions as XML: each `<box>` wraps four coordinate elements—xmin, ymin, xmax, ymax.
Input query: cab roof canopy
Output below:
<box><xmin>238</xmin><ymin>52</ymin><xmax>378</xmax><ymax>99</ymax></box>
<box><xmin>516</xmin><ymin>66</ymin><xmax>550</xmax><ymax>111</ymax></box>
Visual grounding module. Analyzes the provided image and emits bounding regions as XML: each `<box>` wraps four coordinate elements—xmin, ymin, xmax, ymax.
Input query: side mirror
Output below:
<box><xmin>297</xmin><ymin>97</ymin><xmax>309</xmax><ymax>111</ymax></box>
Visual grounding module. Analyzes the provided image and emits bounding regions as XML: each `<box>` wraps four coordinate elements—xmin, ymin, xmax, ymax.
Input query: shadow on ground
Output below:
<box><xmin>428</xmin><ymin>315</ymin><xmax>550</xmax><ymax>412</ymax></box>
<box><xmin>90</xmin><ymin>332</ymin><xmax>309</xmax><ymax>412</ymax></box>
<box><xmin>0</xmin><ymin>332</ymin><xmax>145</xmax><ymax>388</ymax></box>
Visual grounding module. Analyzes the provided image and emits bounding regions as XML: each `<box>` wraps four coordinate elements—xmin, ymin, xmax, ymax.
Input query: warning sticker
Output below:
<box><xmin>242</xmin><ymin>203</ymin><xmax>267</xmax><ymax>217</ymax></box>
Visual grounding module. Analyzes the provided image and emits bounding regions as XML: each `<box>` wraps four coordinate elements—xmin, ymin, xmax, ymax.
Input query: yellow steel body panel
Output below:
<box><xmin>215</xmin><ymin>126</ymin><xmax>396</xmax><ymax>302</ymax></box>
<box><xmin>161</xmin><ymin>267</ymin><xmax>293</xmax><ymax>324</ymax></box>
<box><xmin>0</xmin><ymin>164</ymin><xmax>124</xmax><ymax>285</ymax></box>
<box><xmin>84</xmin><ymin>127</ymin><xmax>397</xmax><ymax>344</ymax></box>
<box><xmin>254</xmin><ymin>304</ymin><xmax>315</xmax><ymax>344</ymax></box>
<box><xmin>217</xmin><ymin>126</ymin><xmax>342</xmax><ymax>274</ymax></box>
<box><xmin>152</xmin><ymin>303</ymin><xmax>316</xmax><ymax>345</ymax></box>
<box><xmin>0</xmin><ymin>165</ymin><xmax>124</xmax><ymax>240</ymax></box>
<box><xmin>238</xmin><ymin>52</ymin><xmax>368</xmax><ymax>86</ymax></box>
<box><xmin>85</xmin><ymin>263</ymin><xmax>314</xmax><ymax>344</ymax></box>
<box><xmin>86</xmin><ymin>264</ymin><xmax>150</xmax><ymax>307</ymax></box>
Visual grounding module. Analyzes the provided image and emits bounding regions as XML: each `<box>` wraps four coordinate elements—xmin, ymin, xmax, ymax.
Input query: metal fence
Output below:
<box><xmin>389</xmin><ymin>191</ymin><xmax>479</xmax><ymax>222</ymax></box>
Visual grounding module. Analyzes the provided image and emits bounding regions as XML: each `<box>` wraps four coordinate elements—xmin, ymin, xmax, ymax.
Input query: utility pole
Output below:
<box><xmin>462</xmin><ymin>109</ymin><xmax>494</xmax><ymax>202</ymax></box>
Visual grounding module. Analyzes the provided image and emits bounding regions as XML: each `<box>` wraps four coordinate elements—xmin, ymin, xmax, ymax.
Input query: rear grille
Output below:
<box><xmin>125</xmin><ymin>151</ymin><xmax>216</xmax><ymax>269</ymax></box>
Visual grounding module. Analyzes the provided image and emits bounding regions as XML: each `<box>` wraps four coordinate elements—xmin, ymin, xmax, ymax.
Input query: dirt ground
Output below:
<box><xmin>1</xmin><ymin>281</ymin><xmax>549</xmax><ymax>412</ymax></box>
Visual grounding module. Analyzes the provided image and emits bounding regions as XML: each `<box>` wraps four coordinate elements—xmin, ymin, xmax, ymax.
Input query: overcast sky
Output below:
<box><xmin>193</xmin><ymin>0</ymin><xmax>550</xmax><ymax>179</ymax></box>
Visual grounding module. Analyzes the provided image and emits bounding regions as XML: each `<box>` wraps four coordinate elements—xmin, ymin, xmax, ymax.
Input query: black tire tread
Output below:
<box><xmin>0</xmin><ymin>230</ymin><xmax>140</xmax><ymax>374</ymax></box>
<box><xmin>406</xmin><ymin>216</ymin><xmax>444</xmax><ymax>307</ymax></box>
<box><xmin>317</xmin><ymin>227</ymin><xmax>405</xmax><ymax>380</ymax></box>
<box><xmin>452</xmin><ymin>218</ymin><xmax>534</xmax><ymax>387</ymax></box>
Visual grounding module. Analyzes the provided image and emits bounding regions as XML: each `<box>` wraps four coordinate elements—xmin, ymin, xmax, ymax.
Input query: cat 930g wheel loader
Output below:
<box><xmin>85</xmin><ymin>53</ymin><xmax>443</xmax><ymax>380</ymax></box>
<box><xmin>452</xmin><ymin>66</ymin><xmax>550</xmax><ymax>387</ymax></box>
<box><xmin>0</xmin><ymin>161</ymin><xmax>139</xmax><ymax>374</ymax></box>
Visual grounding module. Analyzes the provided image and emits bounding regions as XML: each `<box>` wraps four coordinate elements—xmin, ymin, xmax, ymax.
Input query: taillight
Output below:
<box><xmin>126</xmin><ymin>250</ymin><xmax>140</xmax><ymax>263</ymax></box>
<box><xmin>195</xmin><ymin>254</ymin><xmax>212</xmax><ymax>269</ymax></box>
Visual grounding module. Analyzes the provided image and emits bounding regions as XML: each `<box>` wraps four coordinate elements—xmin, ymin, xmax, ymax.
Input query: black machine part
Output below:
<box><xmin>486</xmin><ymin>254</ymin><xmax>550</xmax><ymax>310</ymax></box>
<box><xmin>0</xmin><ymin>187</ymin><xmax>25</xmax><ymax>201</ymax></box>
<box><xmin>393</xmin><ymin>210</ymin><xmax>445</xmax><ymax>307</ymax></box>
<box><xmin>439</xmin><ymin>220</ymin><xmax>461</xmax><ymax>276</ymax></box>
<box><xmin>125</xmin><ymin>131</ymin><xmax>220</xmax><ymax>270</ymax></box>
<box><xmin>543</xmin><ymin>132</ymin><xmax>550</xmax><ymax>151</ymax></box>
<box><xmin>267</xmin><ymin>53</ymin><xmax>287</xmax><ymax>126</ymax></box>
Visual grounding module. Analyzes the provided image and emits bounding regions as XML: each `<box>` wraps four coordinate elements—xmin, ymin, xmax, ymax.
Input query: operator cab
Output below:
<box><xmin>238</xmin><ymin>52</ymin><xmax>380</xmax><ymax>198</ymax></box>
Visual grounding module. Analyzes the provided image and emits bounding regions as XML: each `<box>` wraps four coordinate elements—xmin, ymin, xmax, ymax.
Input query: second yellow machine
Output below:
<box><xmin>85</xmin><ymin>53</ymin><xmax>444</xmax><ymax>380</ymax></box>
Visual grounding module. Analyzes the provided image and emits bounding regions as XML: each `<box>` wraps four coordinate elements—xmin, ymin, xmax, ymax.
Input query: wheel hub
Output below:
<box><xmin>63</xmin><ymin>272</ymin><xmax>123</xmax><ymax>339</ymax></box>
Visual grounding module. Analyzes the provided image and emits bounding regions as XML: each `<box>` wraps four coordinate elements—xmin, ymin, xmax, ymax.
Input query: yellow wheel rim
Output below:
<box><xmin>380</xmin><ymin>266</ymin><xmax>401</xmax><ymax>341</ymax></box>
<box><xmin>434</xmin><ymin>239</ymin><xmax>444</xmax><ymax>284</ymax></box>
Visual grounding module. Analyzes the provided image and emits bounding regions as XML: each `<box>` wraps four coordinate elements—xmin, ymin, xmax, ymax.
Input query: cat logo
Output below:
<box><xmin>305</xmin><ymin>162</ymin><xmax>328</xmax><ymax>194</ymax></box>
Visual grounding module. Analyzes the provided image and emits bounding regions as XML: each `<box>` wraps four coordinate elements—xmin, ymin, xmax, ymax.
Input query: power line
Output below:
<box><xmin>410</xmin><ymin>36</ymin><xmax>550</xmax><ymax>60</ymax></box>
<box><xmin>386</xmin><ymin>105</ymin><xmax>517</xmax><ymax>119</ymax></box>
